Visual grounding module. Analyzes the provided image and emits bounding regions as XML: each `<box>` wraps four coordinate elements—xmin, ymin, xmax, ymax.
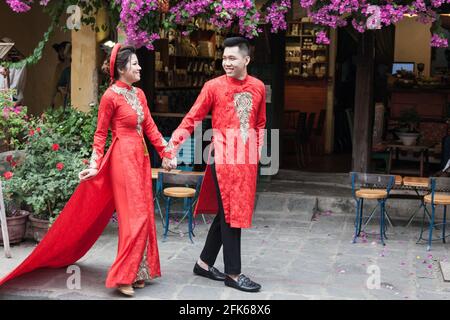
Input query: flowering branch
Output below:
<box><xmin>299</xmin><ymin>0</ymin><xmax>450</xmax><ymax>47</ymax></box>
<box><xmin>5</xmin><ymin>0</ymin><xmax>450</xmax><ymax>49</ymax></box>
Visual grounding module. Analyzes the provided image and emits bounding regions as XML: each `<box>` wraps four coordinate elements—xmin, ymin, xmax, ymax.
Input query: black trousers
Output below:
<box><xmin>200</xmin><ymin>162</ymin><xmax>241</xmax><ymax>275</ymax></box>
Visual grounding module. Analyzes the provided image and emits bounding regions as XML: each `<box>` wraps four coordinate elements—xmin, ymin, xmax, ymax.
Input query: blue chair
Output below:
<box><xmin>158</xmin><ymin>171</ymin><xmax>203</xmax><ymax>243</ymax></box>
<box><xmin>350</xmin><ymin>172</ymin><xmax>395</xmax><ymax>245</ymax></box>
<box><xmin>153</xmin><ymin>170</ymin><xmax>164</xmax><ymax>226</ymax></box>
<box><xmin>153</xmin><ymin>136</ymin><xmax>202</xmax><ymax>229</ymax></box>
<box><xmin>423</xmin><ymin>177</ymin><xmax>450</xmax><ymax>251</ymax></box>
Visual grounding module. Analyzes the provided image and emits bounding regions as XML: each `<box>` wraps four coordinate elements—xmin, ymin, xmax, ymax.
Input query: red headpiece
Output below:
<box><xmin>110</xmin><ymin>43</ymin><xmax>122</xmax><ymax>84</ymax></box>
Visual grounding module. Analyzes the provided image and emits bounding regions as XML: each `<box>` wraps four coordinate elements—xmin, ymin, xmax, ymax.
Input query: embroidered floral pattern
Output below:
<box><xmin>89</xmin><ymin>150</ymin><xmax>98</xmax><ymax>169</ymax></box>
<box><xmin>134</xmin><ymin>242</ymin><xmax>151</xmax><ymax>282</ymax></box>
<box><xmin>164</xmin><ymin>138</ymin><xmax>174</xmax><ymax>155</ymax></box>
<box><xmin>161</xmin><ymin>136</ymin><xmax>168</xmax><ymax>148</ymax></box>
<box><xmin>111</xmin><ymin>85</ymin><xmax>144</xmax><ymax>134</ymax></box>
<box><xmin>233</xmin><ymin>92</ymin><xmax>253</xmax><ymax>144</ymax></box>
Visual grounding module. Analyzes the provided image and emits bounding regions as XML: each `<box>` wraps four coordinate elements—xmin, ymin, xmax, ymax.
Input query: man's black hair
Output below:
<box><xmin>223</xmin><ymin>37</ymin><xmax>250</xmax><ymax>56</ymax></box>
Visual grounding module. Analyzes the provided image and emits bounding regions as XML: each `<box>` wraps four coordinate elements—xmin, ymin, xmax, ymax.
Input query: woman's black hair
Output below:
<box><xmin>102</xmin><ymin>45</ymin><xmax>136</xmax><ymax>80</ymax></box>
<box><xmin>113</xmin><ymin>45</ymin><xmax>136</xmax><ymax>80</ymax></box>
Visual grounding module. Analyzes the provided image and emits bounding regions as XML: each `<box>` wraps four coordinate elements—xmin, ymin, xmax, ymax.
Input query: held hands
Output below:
<box><xmin>162</xmin><ymin>157</ymin><xmax>177</xmax><ymax>171</ymax></box>
<box><xmin>78</xmin><ymin>168</ymin><xmax>99</xmax><ymax>181</ymax></box>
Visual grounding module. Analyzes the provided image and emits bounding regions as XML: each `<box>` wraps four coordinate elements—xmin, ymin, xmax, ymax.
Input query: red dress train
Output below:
<box><xmin>0</xmin><ymin>80</ymin><xmax>171</xmax><ymax>288</ymax></box>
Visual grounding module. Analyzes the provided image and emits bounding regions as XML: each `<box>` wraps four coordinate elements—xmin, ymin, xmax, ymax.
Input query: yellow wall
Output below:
<box><xmin>0</xmin><ymin>2</ymin><xmax>71</xmax><ymax>115</ymax></box>
<box><xmin>394</xmin><ymin>17</ymin><xmax>431</xmax><ymax>77</ymax></box>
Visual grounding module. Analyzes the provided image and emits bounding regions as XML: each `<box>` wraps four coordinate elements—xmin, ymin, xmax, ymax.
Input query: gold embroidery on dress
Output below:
<box><xmin>111</xmin><ymin>85</ymin><xmax>144</xmax><ymax>134</ymax></box>
<box><xmin>89</xmin><ymin>150</ymin><xmax>98</xmax><ymax>169</ymax></box>
<box><xmin>161</xmin><ymin>137</ymin><xmax>168</xmax><ymax>148</ymax></box>
<box><xmin>233</xmin><ymin>92</ymin><xmax>253</xmax><ymax>144</ymax></box>
<box><xmin>135</xmin><ymin>241</ymin><xmax>151</xmax><ymax>282</ymax></box>
<box><xmin>164</xmin><ymin>139</ymin><xmax>174</xmax><ymax>154</ymax></box>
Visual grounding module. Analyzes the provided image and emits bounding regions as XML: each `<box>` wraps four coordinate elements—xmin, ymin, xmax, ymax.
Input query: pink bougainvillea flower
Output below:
<box><xmin>316</xmin><ymin>30</ymin><xmax>330</xmax><ymax>44</ymax></box>
<box><xmin>6</xmin><ymin>0</ymin><xmax>32</xmax><ymax>13</ymax></box>
<box><xmin>431</xmin><ymin>33</ymin><xmax>448</xmax><ymax>47</ymax></box>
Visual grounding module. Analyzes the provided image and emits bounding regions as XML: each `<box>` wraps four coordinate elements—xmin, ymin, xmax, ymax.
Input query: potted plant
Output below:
<box><xmin>0</xmin><ymin>88</ymin><xmax>28</xmax><ymax>170</ymax></box>
<box><xmin>396</xmin><ymin>108</ymin><xmax>421</xmax><ymax>146</ymax></box>
<box><xmin>3</xmin><ymin>108</ymin><xmax>98</xmax><ymax>242</ymax></box>
<box><xmin>2</xmin><ymin>103</ymin><xmax>101</xmax><ymax>242</ymax></box>
<box><xmin>0</xmin><ymin>183</ymin><xmax>30</xmax><ymax>245</ymax></box>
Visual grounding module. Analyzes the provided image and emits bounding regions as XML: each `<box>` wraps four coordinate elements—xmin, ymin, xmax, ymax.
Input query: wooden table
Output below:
<box><xmin>385</xmin><ymin>142</ymin><xmax>435</xmax><ymax>177</ymax></box>
<box><xmin>177</xmin><ymin>171</ymin><xmax>205</xmax><ymax>176</ymax></box>
<box><xmin>363</xmin><ymin>175</ymin><xmax>432</xmax><ymax>231</ymax></box>
<box><xmin>151</xmin><ymin>168</ymin><xmax>205</xmax><ymax>180</ymax></box>
<box><xmin>152</xmin><ymin>112</ymin><xmax>212</xmax><ymax>119</ymax></box>
<box><xmin>401</xmin><ymin>176</ymin><xmax>431</xmax><ymax>228</ymax></box>
<box><xmin>391</xmin><ymin>176</ymin><xmax>432</xmax><ymax>229</ymax></box>
<box><xmin>151</xmin><ymin>168</ymin><xmax>182</xmax><ymax>180</ymax></box>
<box><xmin>402</xmin><ymin>176</ymin><xmax>429</xmax><ymax>188</ymax></box>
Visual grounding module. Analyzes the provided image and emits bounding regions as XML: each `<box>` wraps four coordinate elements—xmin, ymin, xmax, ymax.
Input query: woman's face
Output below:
<box><xmin>119</xmin><ymin>54</ymin><xmax>141</xmax><ymax>84</ymax></box>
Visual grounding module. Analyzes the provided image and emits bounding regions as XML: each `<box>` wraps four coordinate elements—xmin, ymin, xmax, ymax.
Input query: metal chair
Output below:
<box><xmin>302</xmin><ymin>112</ymin><xmax>316</xmax><ymax>164</ymax></box>
<box><xmin>282</xmin><ymin>112</ymin><xmax>307</xmax><ymax>168</ymax></box>
<box><xmin>311</xmin><ymin>109</ymin><xmax>326</xmax><ymax>155</ymax></box>
<box><xmin>350</xmin><ymin>172</ymin><xmax>396</xmax><ymax>245</ymax></box>
<box><xmin>158</xmin><ymin>171</ymin><xmax>203</xmax><ymax>243</ymax></box>
<box><xmin>423</xmin><ymin>177</ymin><xmax>450</xmax><ymax>251</ymax></box>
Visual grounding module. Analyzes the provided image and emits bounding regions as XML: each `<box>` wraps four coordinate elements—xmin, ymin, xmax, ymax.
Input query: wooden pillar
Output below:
<box><xmin>71</xmin><ymin>25</ymin><xmax>98</xmax><ymax>112</ymax></box>
<box><xmin>136</xmin><ymin>47</ymin><xmax>155</xmax><ymax>106</ymax></box>
<box><xmin>325</xmin><ymin>28</ymin><xmax>337</xmax><ymax>154</ymax></box>
<box><xmin>352</xmin><ymin>32</ymin><xmax>375</xmax><ymax>173</ymax></box>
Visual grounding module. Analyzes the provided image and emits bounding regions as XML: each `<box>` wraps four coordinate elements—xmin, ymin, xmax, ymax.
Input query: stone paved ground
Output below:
<box><xmin>1</xmin><ymin>204</ymin><xmax>450</xmax><ymax>300</ymax></box>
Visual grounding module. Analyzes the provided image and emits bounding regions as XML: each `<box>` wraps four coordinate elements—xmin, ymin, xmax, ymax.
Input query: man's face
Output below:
<box><xmin>222</xmin><ymin>46</ymin><xmax>250</xmax><ymax>79</ymax></box>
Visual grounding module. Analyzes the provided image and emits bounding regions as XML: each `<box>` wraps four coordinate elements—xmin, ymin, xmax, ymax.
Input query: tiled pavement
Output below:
<box><xmin>1</xmin><ymin>205</ymin><xmax>450</xmax><ymax>300</ymax></box>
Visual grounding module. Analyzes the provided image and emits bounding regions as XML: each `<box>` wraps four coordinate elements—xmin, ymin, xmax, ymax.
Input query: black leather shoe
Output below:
<box><xmin>193</xmin><ymin>263</ymin><xmax>226</xmax><ymax>281</ymax></box>
<box><xmin>224</xmin><ymin>274</ymin><xmax>261</xmax><ymax>292</ymax></box>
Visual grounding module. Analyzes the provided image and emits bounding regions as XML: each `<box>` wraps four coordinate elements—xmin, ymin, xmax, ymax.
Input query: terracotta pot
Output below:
<box><xmin>29</xmin><ymin>215</ymin><xmax>49</xmax><ymax>243</ymax></box>
<box><xmin>0</xmin><ymin>211</ymin><xmax>30</xmax><ymax>245</ymax></box>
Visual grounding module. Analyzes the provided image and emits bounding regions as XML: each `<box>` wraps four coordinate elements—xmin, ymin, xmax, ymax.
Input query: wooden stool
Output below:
<box><xmin>424</xmin><ymin>193</ymin><xmax>450</xmax><ymax>205</ymax></box>
<box><xmin>163</xmin><ymin>187</ymin><xmax>196</xmax><ymax>198</ymax></box>
<box><xmin>158</xmin><ymin>172</ymin><xmax>203</xmax><ymax>243</ymax></box>
<box><xmin>355</xmin><ymin>189</ymin><xmax>388</xmax><ymax>199</ymax></box>
<box><xmin>423</xmin><ymin>177</ymin><xmax>450</xmax><ymax>251</ymax></box>
<box><xmin>152</xmin><ymin>168</ymin><xmax>181</xmax><ymax>225</ymax></box>
<box><xmin>351</xmin><ymin>172</ymin><xmax>396</xmax><ymax>245</ymax></box>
